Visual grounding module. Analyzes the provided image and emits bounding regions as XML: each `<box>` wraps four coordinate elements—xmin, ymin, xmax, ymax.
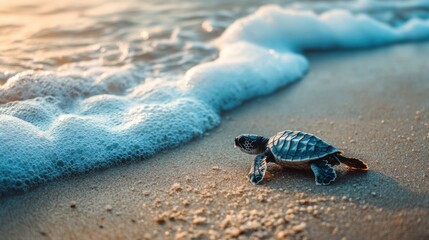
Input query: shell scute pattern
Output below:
<box><xmin>268</xmin><ymin>130</ymin><xmax>340</xmax><ymax>162</ymax></box>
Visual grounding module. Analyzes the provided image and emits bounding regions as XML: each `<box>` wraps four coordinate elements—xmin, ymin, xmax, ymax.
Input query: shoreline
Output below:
<box><xmin>1</xmin><ymin>42</ymin><xmax>429</xmax><ymax>239</ymax></box>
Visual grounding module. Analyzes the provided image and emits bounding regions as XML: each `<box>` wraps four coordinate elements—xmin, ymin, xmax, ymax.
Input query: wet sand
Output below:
<box><xmin>1</xmin><ymin>42</ymin><xmax>428</xmax><ymax>240</ymax></box>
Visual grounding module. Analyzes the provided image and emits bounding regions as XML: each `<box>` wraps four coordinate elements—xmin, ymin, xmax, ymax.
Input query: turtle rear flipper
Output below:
<box><xmin>335</xmin><ymin>154</ymin><xmax>368</xmax><ymax>170</ymax></box>
<box><xmin>310</xmin><ymin>160</ymin><xmax>337</xmax><ymax>185</ymax></box>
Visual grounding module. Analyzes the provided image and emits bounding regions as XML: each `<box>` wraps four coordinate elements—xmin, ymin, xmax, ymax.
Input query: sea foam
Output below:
<box><xmin>1</xmin><ymin>2</ymin><xmax>429</xmax><ymax>194</ymax></box>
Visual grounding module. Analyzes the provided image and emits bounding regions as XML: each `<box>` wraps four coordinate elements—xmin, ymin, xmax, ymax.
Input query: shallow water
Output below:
<box><xmin>1</xmin><ymin>0</ymin><xmax>429</xmax><ymax>194</ymax></box>
<box><xmin>0</xmin><ymin>0</ymin><xmax>295</xmax><ymax>77</ymax></box>
<box><xmin>1</xmin><ymin>0</ymin><xmax>428</xmax><ymax>76</ymax></box>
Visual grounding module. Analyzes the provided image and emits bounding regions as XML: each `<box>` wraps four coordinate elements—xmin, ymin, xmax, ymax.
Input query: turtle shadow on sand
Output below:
<box><xmin>264</xmin><ymin>164</ymin><xmax>429</xmax><ymax>210</ymax></box>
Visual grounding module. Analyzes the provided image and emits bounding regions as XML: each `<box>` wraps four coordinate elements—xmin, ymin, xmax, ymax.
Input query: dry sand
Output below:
<box><xmin>1</xmin><ymin>42</ymin><xmax>429</xmax><ymax>240</ymax></box>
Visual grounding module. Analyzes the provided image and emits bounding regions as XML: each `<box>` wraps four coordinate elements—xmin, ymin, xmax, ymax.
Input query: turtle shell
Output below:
<box><xmin>267</xmin><ymin>130</ymin><xmax>340</xmax><ymax>163</ymax></box>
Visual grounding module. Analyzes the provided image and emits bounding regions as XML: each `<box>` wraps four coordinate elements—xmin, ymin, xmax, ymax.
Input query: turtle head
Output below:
<box><xmin>234</xmin><ymin>134</ymin><xmax>268</xmax><ymax>155</ymax></box>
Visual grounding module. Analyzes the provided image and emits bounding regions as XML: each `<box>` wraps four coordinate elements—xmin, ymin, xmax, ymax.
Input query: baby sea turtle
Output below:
<box><xmin>234</xmin><ymin>130</ymin><xmax>368</xmax><ymax>185</ymax></box>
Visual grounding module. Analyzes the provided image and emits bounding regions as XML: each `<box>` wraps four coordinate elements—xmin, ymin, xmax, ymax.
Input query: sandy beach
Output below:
<box><xmin>1</xmin><ymin>42</ymin><xmax>428</xmax><ymax>239</ymax></box>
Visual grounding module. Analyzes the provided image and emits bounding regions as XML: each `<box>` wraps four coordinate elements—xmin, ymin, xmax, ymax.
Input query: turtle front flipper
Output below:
<box><xmin>310</xmin><ymin>160</ymin><xmax>337</xmax><ymax>185</ymax></box>
<box><xmin>248</xmin><ymin>153</ymin><xmax>268</xmax><ymax>185</ymax></box>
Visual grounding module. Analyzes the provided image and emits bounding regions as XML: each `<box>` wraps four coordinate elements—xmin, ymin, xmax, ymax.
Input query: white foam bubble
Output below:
<box><xmin>1</xmin><ymin>1</ymin><xmax>429</xmax><ymax>194</ymax></box>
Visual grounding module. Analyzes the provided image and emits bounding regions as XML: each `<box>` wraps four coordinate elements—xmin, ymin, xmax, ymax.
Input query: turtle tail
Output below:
<box><xmin>335</xmin><ymin>154</ymin><xmax>368</xmax><ymax>170</ymax></box>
